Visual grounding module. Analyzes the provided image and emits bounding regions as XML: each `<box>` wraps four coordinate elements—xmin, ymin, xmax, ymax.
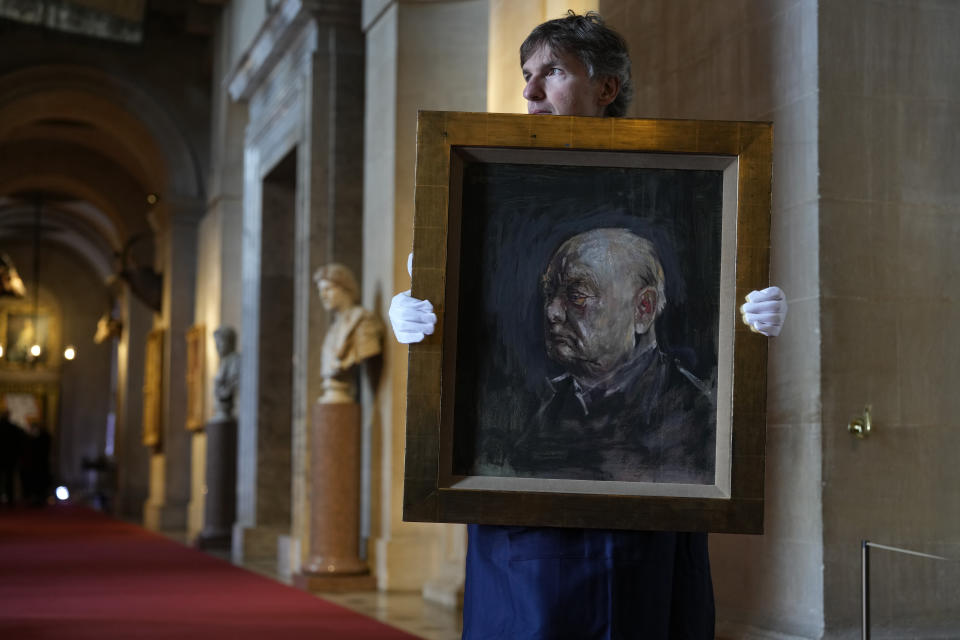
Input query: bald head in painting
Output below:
<box><xmin>540</xmin><ymin>228</ymin><xmax>666</xmax><ymax>391</ymax></box>
<box><xmin>508</xmin><ymin>226</ymin><xmax>714</xmax><ymax>484</ymax></box>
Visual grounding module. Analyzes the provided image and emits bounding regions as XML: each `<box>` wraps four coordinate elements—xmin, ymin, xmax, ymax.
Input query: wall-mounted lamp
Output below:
<box><xmin>29</xmin><ymin>344</ymin><xmax>41</xmax><ymax>358</ymax></box>
<box><xmin>64</xmin><ymin>345</ymin><xmax>76</xmax><ymax>361</ymax></box>
<box><xmin>0</xmin><ymin>344</ymin><xmax>4</xmax><ymax>358</ymax></box>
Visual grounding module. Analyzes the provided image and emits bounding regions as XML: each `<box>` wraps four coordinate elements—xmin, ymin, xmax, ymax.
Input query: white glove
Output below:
<box><xmin>740</xmin><ymin>286</ymin><xmax>787</xmax><ymax>337</ymax></box>
<box><xmin>388</xmin><ymin>252</ymin><xmax>437</xmax><ymax>344</ymax></box>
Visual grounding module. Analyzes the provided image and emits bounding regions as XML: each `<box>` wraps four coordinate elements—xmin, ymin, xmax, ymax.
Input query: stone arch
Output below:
<box><xmin>0</xmin><ymin>64</ymin><xmax>204</xmax><ymax>201</ymax></box>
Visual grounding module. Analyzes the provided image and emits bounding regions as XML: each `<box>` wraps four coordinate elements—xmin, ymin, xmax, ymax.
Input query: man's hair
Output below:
<box><xmin>313</xmin><ymin>263</ymin><xmax>359</xmax><ymax>303</ymax></box>
<box><xmin>520</xmin><ymin>11</ymin><xmax>633</xmax><ymax>117</ymax></box>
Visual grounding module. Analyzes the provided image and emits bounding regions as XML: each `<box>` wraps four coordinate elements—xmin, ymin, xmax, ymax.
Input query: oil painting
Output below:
<box><xmin>452</xmin><ymin>162</ymin><xmax>721</xmax><ymax>486</ymax></box>
<box><xmin>403</xmin><ymin>111</ymin><xmax>771</xmax><ymax>533</ymax></box>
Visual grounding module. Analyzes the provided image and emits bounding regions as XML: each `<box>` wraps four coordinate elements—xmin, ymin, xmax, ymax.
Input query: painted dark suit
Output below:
<box><xmin>511</xmin><ymin>346</ymin><xmax>715</xmax><ymax>483</ymax></box>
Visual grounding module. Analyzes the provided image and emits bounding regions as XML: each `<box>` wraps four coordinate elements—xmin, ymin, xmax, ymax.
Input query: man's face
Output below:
<box><xmin>521</xmin><ymin>45</ymin><xmax>609</xmax><ymax>117</ymax></box>
<box><xmin>541</xmin><ymin>240</ymin><xmax>639</xmax><ymax>382</ymax></box>
<box><xmin>317</xmin><ymin>279</ymin><xmax>350</xmax><ymax>312</ymax></box>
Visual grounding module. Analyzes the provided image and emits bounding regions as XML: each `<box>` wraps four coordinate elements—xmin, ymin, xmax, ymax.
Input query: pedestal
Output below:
<box><xmin>195</xmin><ymin>416</ymin><xmax>237</xmax><ymax>550</ymax></box>
<box><xmin>294</xmin><ymin>401</ymin><xmax>374</xmax><ymax>591</ymax></box>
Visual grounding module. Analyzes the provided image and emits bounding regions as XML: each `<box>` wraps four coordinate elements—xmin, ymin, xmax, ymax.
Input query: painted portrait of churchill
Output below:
<box><xmin>508</xmin><ymin>227</ymin><xmax>717</xmax><ymax>484</ymax></box>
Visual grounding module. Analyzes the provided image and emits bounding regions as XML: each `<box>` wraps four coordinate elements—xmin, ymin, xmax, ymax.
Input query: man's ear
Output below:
<box><xmin>634</xmin><ymin>286</ymin><xmax>658</xmax><ymax>334</ymax></box>
<box><xmin>597</xmin><ymin>75</ymin><xmax>620</xmax><ymax>108</ymax></box>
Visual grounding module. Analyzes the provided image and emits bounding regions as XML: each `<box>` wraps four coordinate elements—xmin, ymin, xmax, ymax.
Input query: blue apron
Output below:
<box><xmin>463</xmin><ymin>524</ymin><xmax>714</xmax><ymax>639</ymax></box>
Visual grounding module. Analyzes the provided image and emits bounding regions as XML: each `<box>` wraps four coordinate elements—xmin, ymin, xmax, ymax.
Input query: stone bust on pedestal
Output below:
<box><xmin>296</xmin><ymin>264</ymin><xmax>383</xmax><ymax>587</ymax></box>
<box><xmin>212</xmin><ymin>325</ymin><xmax>241</xmax><ymax>420</ymax></box>
<box><xmin>314</xmin><ymin>264</ymin><xmax>383</xmax><ymax>403</ymax></box>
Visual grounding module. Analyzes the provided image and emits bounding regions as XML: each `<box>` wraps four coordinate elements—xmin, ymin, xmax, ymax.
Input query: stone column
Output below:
<box><xmin>143</xmin><ymin>198</ymin><xmax>202</xmax><ymax>532</ymax></box>
<box><xmin>361</xmin><ymin>0</ymin><xmax>488</xmax><ymax>597</ymax></box>
<box><xmin>228</xmin><ymin>0</ymin><xmax>366</xmax><ymax>573</ymax></box>
<box><xmin>113</xmin><ymin>288</ymin><xmax>153</xmax><ymax>520</ymax></box>
<box><xmin>188</xmin><ymin>8</ymin><xmax>249</xmax><ymax>544</ymax></box>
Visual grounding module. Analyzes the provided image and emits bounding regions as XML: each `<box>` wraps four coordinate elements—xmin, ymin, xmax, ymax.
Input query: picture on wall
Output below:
<box><xmin>142</xmin><ymin>328</ymin><xmax>164</xmax><ymax>449</ymax></box>
<box><xmin>185</xmin><ymin>324</ymin><xmax>206</xmax><ymax>431</ymax></box>
<box><xmin>5</xmin><ymin>313</ymin><xmax>51</xmax><ymax>364</ymax></box>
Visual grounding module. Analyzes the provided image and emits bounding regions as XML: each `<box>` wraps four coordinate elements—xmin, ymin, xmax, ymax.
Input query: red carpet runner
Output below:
<box><xmin>0</xmin><ymin>505</ymin><xmax>419</xmax><ymax>639</ymax></box>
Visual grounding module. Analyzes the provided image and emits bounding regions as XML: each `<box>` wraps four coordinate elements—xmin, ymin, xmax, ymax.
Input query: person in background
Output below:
<box><xmin>0</xmin><ymin>410</ymin><xmax>21</xmax><ymax>505</ymax></box>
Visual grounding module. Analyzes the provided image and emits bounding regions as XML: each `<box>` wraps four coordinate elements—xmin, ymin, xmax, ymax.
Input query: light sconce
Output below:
<box><xmin>29</xmin><ymin>344</ymin><xmax>41</xmax><ymax>358</ymax></box>
<box><xmin>0</xmin><ymin>344</ymin><xmax>4</xmax><ymax>358</ymax></box>
<box><xmin>64</xmin><ymin>345</ymin><xmax>76</xmax><ymax>361</ymax></box>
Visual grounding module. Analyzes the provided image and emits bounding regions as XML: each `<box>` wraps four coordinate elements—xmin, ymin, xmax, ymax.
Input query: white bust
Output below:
<box><xmin>314</xmin><ymin>264</ymin><xmax>383</xmax><ymax>404</ymax></box>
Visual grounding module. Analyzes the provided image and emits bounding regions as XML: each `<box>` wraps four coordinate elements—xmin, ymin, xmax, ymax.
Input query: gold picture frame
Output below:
<box><xmin>403</xmin><ymin>111</ymin><xmax>772</xmax><ymax>534</ymax></box>
<box><xmin>142</xmin><ymin>328</ymin><xmax>164</xmax><ymax>449</ymax></box>
<box><xmin>185</xmin><ymin>324</ymin><xmax>205</xmax><ymax>431</ymax></box>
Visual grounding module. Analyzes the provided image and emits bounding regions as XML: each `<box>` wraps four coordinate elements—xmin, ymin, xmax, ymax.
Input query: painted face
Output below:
<box><xmin>541</xmin><ymin>238</ymin><xmax>639</xmax><ymax>382</ymax></box>
<box><xmin>521</xmin><ymin>45</ymin><xmax>611</xmax><ymax>117</ymax></box>
<box><xmin>317</xmin><ymin>279</ymin><xmax>351</xmax><ymax>312</ymax></box>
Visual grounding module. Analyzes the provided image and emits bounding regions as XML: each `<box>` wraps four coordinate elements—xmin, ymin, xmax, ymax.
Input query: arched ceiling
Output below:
<box><xmin>0</xmin><ymin>62</ymin><xmax>206</xmax><ymax>288</ymax></box>
<box><xmin>0</xmin><ymin>196</ymin><xmax>118</xmax><ymax>282</ymax></box>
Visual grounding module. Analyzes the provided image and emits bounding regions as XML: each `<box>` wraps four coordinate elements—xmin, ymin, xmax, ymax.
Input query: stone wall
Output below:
<box><xmin>819</xmin><ymin>0</ymin><xmax>960</xmax><ymax>636</ymax></box>
<box><xmin>600</xmin><ymin>1</ymin><xmax>824</xmax><ymax>636</ymax></box>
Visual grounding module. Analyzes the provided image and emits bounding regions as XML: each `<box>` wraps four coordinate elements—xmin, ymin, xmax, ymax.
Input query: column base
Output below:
<box><xmin>232</xmin><ymin>525</ymin><xmax>284</xmax><ymax>564</ymax></box>
<box><xmin>143</xmin><ymin>499</ymin><xmax>188</xmax><ymax>532</ymax></box>
<box><xmin>371</xmin><ymin>528</ymin><xmax>439</xmax><ymax>591</ymax></box>
<box><xmin>423</xmin><ymin>569</ymin><xmax>465</xmax><ymax>609</ymax></box>
<box><xmin>195</xmin><ymin>529</ymin><xmax>232</xmax><ymax>550</ymax></box>
<box><xmin>293</xmin><ymin>570</ymin><xmax>377</xmax><ymax>593</ymax></box>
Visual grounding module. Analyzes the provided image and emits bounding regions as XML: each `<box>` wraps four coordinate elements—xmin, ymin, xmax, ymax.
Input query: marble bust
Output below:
<box><xmin>314</xmin><ymin>264</ymin><xmax>383</xmax><ymax>404</ymax></box>
<box><xmin>212</xmin><ymin>325</ymin><xmax>241</xmax><ymax>420</ymax></box>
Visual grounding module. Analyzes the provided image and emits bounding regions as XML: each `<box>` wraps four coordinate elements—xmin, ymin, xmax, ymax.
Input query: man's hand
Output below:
<box><xmin>740</xmin><ymin>286</ymin><xmax>787</xmax><ymax>337</ymax></box>
<box><xmin>388</xmin><ymin>253</ymin><xmax>437</xmax><ymax>344</ymax></box>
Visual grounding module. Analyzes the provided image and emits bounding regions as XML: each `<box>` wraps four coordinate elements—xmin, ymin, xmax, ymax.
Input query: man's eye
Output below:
<box><xmin>567</xmin><ymin>292</ymin><xmax>590</xmax><ymax>307</ymax></box>
<box><xmin>547</xmin><ymin>68</ymin><xmax>562</xmax><ymax>76</ymax></box>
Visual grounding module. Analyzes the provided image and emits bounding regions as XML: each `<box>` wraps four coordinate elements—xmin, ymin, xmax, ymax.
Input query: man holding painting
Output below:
<box><xmin>389</xmin><ymin>11</ymin><xmax>786</xmax><ymax>639</ymax></box>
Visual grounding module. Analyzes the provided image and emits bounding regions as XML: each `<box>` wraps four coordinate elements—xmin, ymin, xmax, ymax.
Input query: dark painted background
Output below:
<box><xmin>452</xmin><ymin>161</ymin><xmax>723</xmax><ymax>476</ymax></box>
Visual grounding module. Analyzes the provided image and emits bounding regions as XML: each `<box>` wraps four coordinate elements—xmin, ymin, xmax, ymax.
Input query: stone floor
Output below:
<box><xmin>207</xmin><ymin>548</ymin><xmax>463</xmax><ymax>640</ymax></box>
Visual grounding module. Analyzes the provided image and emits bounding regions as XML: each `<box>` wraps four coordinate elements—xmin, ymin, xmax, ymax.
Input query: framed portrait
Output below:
<box><xmin>403</xmin><ymin>112</ymin><xmax>772</xmax><ymax>534</ymax></box>
<box><xmin>142</xmin><ymin>328</ymin><xmax>164</xmax><ymax>449</ymax></box>
<box><xmin>0</xmin><ymin>306</ymin><xmax>60</xmax><ymax>368</ymax></box>
<box><xmin>185</xmin><ymin>324</ymin><xmax>205</xmax><ymax>431</ymax></box>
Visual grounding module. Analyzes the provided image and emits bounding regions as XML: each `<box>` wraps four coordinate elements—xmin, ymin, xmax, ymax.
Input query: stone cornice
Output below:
<box><xmin>228</xmin><ymin>0</ymin><xmax>361</xmax><ymax>102</ymax></box>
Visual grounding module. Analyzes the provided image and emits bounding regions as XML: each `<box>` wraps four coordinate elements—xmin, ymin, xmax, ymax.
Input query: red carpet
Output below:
<box><xmin>0</xmin><ymin>505</ymin><xmax>419</xmax><ymax>639</ymax></box>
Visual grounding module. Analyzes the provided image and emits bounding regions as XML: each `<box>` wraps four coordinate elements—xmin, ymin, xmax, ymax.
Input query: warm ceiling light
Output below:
<box><xmin>30</xmin><ymin>344</ymin><xmax>41</xmax><ymax>357</ymax></box>
<box><xmin>64</xmin><ymin>346</ymin><xmax>76</xmax><ymax>360</ymax></box>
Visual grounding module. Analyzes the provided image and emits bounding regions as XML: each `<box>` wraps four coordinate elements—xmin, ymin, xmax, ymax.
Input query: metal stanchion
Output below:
<box><xmin>860</xmin><ymin>540</ymin><xmax>950</xmax><ymax>640</ymax></box>
<box><xmin>861</xmin><ymin>540</ymin><xmax>870</xmax><ymax>640</ymax></box>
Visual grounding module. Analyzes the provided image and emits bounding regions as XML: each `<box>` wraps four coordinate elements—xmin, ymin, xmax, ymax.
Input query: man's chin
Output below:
<box><xmin>546</xmin><ymin>343</ymin><xmax>578</xmax><ymax>365</ymax></box>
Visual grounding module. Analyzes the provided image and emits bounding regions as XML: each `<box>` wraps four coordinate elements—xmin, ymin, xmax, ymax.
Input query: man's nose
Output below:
<box><xmin>545</xmin><ymin>296</ymin><xmax>565</xmax><ymax>323</ymax></box>
<box><xmin>523</xmin><ymin>77</ymin><xmax>544</xmax><ymax>102</ymax></box>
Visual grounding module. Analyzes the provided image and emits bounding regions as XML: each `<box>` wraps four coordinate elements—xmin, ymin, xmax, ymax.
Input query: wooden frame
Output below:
<box><xmin>142</xmin><ymin>328</ymin><xmax>164</xmax><ymax>449</ymax></box>
<box><xmin>185</xmin><ymin>324</ymin><xmax>205</xmax><ymax>431</ymax></box>
<box><xmin>403</xmin><ymin>111</ymin><xmax>772</xmax><ymax>534</ymax></box>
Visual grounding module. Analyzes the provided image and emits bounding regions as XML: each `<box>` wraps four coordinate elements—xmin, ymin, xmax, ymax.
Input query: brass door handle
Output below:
<box><xmin>848</xmin><ymin>405</ymin><xmax>872</xmax><ymax>438</ymax></box>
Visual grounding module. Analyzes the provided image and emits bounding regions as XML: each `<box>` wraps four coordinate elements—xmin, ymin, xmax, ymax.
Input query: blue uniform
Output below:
<box><xmin>463</xmin><ymin>524</ymin><xmax>714</xmax><ymax>639</ymax></box>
